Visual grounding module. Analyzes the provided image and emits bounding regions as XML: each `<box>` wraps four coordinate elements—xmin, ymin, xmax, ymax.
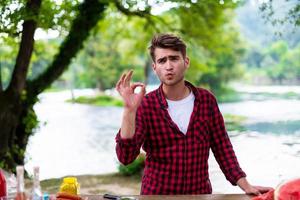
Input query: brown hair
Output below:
<box><xmin>149</xmin><ymin>33</ymin><xmax>187</xmax><ymax>62</ymax></box>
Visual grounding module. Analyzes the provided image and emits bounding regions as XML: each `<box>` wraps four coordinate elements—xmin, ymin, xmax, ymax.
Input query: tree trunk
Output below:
<box><xmin>0</xmin><ymin>90</ymin><xmax>37</xmax><ymax>172</ymax></box>
<box><xmin>26</xmin><ymin>0</ymin><xmax>108</xmax><ymax>98</ymax></box>
<box><xmin>0</xmin><ymin>0</ymin><xmax>41</xmax><ymax>171</ymax></box>
<box><xmin>0</xmin><ymin>63</ymin><xmax>3</xmax><ymax>92</ymax></box>
<box><xmin>0</xmin><ymin>91</ymin><xmax>21</xmax><ymax>170</ymax></box>
<box><xmin>0</xmin><ymin>0</ymin><xmax>108</xmax><ymax>172</ymax></box>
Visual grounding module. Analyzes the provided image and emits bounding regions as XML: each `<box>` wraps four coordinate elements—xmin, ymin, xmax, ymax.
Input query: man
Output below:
<box><xmin>115</xmin><ymin>33</ymin><xmax>272</xmax><ymax>195</ymax></box>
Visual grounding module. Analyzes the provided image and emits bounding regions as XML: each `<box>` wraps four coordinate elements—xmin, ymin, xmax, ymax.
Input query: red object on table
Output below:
<box><xmin>252</xmin><ymin>178</ymin><xmax>300</xmax><ymax>200</ymax></box>
<box><xmin>251</xmin><ymin>189</ymin><xmax>274</xmax><ymax>200</ymax></box>
<box><xmin>275</xmin><ymin>178</ymin><xmax>300</xmax><ymax>200</ymax></box>
<box><xmin>56</xmin><ymin>192</ymin><xmax>82</xmax><ymax>200</ymax></box>
<box><xmin>0</xmin><ymin>169</ymin><xmax>7</xmax><ymax>198</ymax></box>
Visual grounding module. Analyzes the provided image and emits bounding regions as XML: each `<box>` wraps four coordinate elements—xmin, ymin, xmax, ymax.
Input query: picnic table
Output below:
<box><xmin>83</xmin><ymin>194</ymin><xmax>253</xmax><ymax>200</ymax></box>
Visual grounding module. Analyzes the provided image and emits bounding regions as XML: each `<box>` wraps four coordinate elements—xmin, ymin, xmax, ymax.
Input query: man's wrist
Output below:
<box><xmin>120</xmin><ymin>108</ymin><xmax>137</xmax><ymax>139</ymax></box>
<box><xmin>123</xmin><ymin>107</ymin><xmax>137</xmax><ymax>115</ymax></box>
<box><xmin>237</xmin><ymin>177</ymin><xmax>251</xmax><ymax>192</ymax></box>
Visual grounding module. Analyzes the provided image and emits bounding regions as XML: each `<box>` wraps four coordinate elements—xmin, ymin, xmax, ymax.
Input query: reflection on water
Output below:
<box><xmin>25</xmin><ymin>90</ymin><xmax>123</xmax><ymax>180</ymax></box>
<box><xmin>220</xmin><ymin>99</ymin><xmax>300</xmax><ymax>123</ymax></box>
<box><xmin>245</xmin><ymin>120</ymin><xmax>300</xmax><ymax>135</ymax></box>
<box><xmin>25</xmin><ymin>86</ymin><xmax>300</xmax><ymax>193</ymax></box>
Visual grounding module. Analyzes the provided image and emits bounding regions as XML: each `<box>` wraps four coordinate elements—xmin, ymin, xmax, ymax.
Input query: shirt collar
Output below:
<box><xmin>156</xmin><ymin>80</ymin><xmax>200</xmax><ymax>109</ymax></box>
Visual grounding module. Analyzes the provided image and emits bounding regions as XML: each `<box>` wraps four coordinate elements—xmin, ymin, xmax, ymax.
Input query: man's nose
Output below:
<box><xmin>165</xmin><ymin>60</ymin><xmax>173</xmax><ymax>70</ymax></box>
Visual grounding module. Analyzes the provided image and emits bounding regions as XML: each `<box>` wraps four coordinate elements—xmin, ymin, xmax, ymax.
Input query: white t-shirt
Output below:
<box><xmin>166</xmin><ymin>91</ymin><xmax>195</xmax><ymax>134</ymax></box>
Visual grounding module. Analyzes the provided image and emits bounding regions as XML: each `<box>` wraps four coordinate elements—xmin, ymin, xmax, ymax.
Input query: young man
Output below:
<box><xmin>115</xmin><ymin>34</ymin><xmax>272</xmax><ymax>195</ymax></box>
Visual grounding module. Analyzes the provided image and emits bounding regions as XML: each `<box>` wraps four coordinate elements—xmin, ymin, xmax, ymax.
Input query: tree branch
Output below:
<box><xmin>0</xmin><ymin>26</ymin><xmax>22</xmax><ymax>37</ymax></box>
<box><xmin>114</xmin><ymin>0</ymin><xmax>184</xmax><ymax>34</ymax></box>
<box><xmin>7</xmin><ymin>0</ymin><xmax>42</xmax><ymax>96</ymax></box>
<box><xmin>113</xmin><ymin>0</ymin><xmax>151</xmax><ymax>18</ymax></box>
<box><xmin>113</xmin><ymin>0</ymin><xmax>167</xmax><ymax>33</ymax></box>
<box><xmin>0</xmin><ymin>62</ymin><xmax>3</xmax><ymax>92</ymax></box>
<box><xmin>26</xmin><ymin>0</ymin><xmax>108</xmax><ymax>99</ymax></box>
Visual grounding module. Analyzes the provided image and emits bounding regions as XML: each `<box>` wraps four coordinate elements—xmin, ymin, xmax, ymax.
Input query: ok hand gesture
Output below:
<box><xmin>116</xmin><ymin>70</ymin><xmax>146</xmax><ymax>112</ymax></box>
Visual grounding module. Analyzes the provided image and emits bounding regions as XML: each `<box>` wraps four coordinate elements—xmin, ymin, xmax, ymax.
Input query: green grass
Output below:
<box><xmin>215</xmin><ymin>88</ymin><xmax>243</xmax><ymax>103</ymax></box>
<box><xmin>254</xmin><ymin>91</ymin><xmax>300</xmax><ymax>99</ymax></box>
<box><xmin>67</xmin><ymin>95</ymin><xmax>123</xmax><ymax>107</ymax></box>
<box><xmin>44</xmin><ymin>87</ymin><xmax>65</xmax><ymax>93</ymax></box>
<box><xmin>224</xmin><ymin>114</ymin><xmax>247</xmax><ymax>132</ymax></box>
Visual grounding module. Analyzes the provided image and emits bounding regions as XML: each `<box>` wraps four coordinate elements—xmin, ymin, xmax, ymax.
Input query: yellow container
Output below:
<box><xmin>59</xmin><ymin>177</ymin><xmax>80</xmax><ymax>195</ymax></box>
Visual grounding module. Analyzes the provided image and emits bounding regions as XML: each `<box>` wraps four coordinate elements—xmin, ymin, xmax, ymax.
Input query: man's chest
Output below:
<box><xmin>142</xmin><ymin>104</ymin><xmax>211</xmax><ymax>153</ymax></box>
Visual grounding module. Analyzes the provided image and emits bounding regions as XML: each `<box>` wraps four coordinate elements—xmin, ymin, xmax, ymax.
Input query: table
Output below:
<box><xmin>83</xmin><ymin>194</ymin><xmax>254</xmax><ymax>200</ymax></box>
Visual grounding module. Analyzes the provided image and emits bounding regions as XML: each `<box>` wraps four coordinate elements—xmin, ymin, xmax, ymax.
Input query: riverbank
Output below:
<box><xmin>25</xmin><ymin>86</ymin><xmax>300</xmax><ymax>193</ymax></box>
<box><xmin>40</xmin><ymin>173</ymin><xmax>141</xmax><ymax>195</ymax></box>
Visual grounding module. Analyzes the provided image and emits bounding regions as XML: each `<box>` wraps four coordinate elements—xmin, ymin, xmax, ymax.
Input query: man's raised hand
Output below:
<box><xmin>116</xmin><ymin>70</ymin><xmax>146</xmax><ymax>112</ymax></box>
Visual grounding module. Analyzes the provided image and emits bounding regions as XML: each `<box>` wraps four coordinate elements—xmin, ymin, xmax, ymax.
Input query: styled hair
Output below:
<box><xmin>149</xmin><ymin>33</ymin><xmax>187</xmax><ymax>62</ymax></box>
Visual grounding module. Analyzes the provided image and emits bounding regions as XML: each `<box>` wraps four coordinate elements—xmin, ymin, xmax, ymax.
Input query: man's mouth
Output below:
<box><xmin>166</xmin><ymin>73</ymin><xmax>174</xmax><ymax>77</ymax></box>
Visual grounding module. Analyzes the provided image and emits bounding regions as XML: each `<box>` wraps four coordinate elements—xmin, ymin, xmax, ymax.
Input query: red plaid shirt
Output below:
<box><xmin>116</xmin><ymin>81</ymin><xmax>246</xmax><ymax>194</ymax></box>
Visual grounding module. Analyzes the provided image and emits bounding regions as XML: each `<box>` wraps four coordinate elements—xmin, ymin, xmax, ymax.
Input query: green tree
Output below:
<box><xmin>243</xmin><ymin>40</ymin><xmax>300</xmax><ymax>84</ymax></box>
<box><xmin>71</xmin><ymin>5</ymin><xmax>150</xmax><ymax>90</ymax></box>
<box><xmin>0</xmin><ymin>0</ymin><xmax>108</xmax><ymax>172</ymax></box>
<box><xmin>279</xmin><ymin>43</ymin><xmax>300</xmax><ymax>82</ymax></box>
<box><xmin>267</xmin><ymin>41</ymin><xmax>289</xmax><ymax>62</ymax></box>
<box><xmin>167</xmin><ymin>2</ymin><xmax>245</xmax><ymax>93</ymax></box>
<box><xmin>69</xmin><ymin>1</ymin><xmax>243</xmax><ymax>93</ymax></box>
<box><xmin>263</xmin><ymin>40</ymin><xmax>300</xmax><ymax>84</ymax></box>
<box><xmin>0</xmin><ymin>0</ymin><xmax>243</xmax><ymax>172</ymax></box>
<box><xmin>260</xmin><ymin>0</ymin><xmax>300</xmax><ymax>27</ymax></box>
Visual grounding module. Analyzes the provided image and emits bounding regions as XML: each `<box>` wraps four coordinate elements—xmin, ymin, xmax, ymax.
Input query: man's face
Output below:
<box><xmin>152</xmin><ymin>48</ymin><xmax>189</xmax><ymax>86</ymax></box>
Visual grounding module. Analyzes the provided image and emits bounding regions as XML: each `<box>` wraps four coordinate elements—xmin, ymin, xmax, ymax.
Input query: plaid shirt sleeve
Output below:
<box><xmin>115</xmin><ymin>105</ymin><xmax>146</xmax><ymax>165</ymax></box>
<box><xmin>209</xmin><ymin>94</ymin><xmax>246</xmax><ymax>185</ymax></box>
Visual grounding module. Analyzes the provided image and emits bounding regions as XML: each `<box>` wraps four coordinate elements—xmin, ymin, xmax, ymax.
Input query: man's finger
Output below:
<box><xmin>124</xmin><ymin>70</ymin><xmax>133</xmax><ymax>86</ymax></box>
<box><xmin>135</xmin><ymin>84</ymin><xmax>146</xmax><ymax>99</ymax></box>
<box><xmin>139</xmin><ymin>84</ymin><xmax>146</xmax><ymax>96</ymax></box>
<box><xmin>246</xmin><ymin>190</ymin><xmax>260</xmax><ymax>196</ymax></box>
<box><xmin>255</xmin><ymin>191</ymin><xmax>261</xmax><ymax>196</ymax></box>
<box><xmin>119</xmin><ymin>73</ymin><xmax>126</xmax><ymax>87</ymax></box>
<box><xmin>257</xmin><ymin>186</ymin><xmax>274</xmax><ymax>193</ymax></box>
<box><xmin>130</xmin><ymin>82</ymin><xmax>145</xmax><ymax>90</ymax></box>
<box><xmin>116</xmin><ymin>73</ymin><xmax>127</xmax><ymax>94</ymax></box>
<box><xmin>116</xmin><ymin>73</ymin><xmax>126</xmax><ymax>92</ymax></box>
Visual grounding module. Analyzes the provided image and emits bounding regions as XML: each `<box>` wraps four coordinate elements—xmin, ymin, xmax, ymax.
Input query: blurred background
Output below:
<box><xmin>0</xmin><ymin>0</ymin><xmax>299</xmax><ymax>194</ymax></box>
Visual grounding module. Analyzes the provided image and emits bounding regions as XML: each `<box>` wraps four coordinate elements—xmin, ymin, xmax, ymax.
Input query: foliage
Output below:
<box><xmin>28</xmin><ymin>39</ymin><xmax>61</xmax><ymax>80</ymax></box>
<box><xmin>0</xmin><ymin>0</ymin><xmax>108</xmax><ymax>172</ymax></box>
<box><xmin>192</xmin><ymin>25</ymin><xmax>246</xmax><ymax>93</ymax></box>
<box><xmin>224</xmin><ymin>114</ymin><xmax>247</xmax><ymax>132</ymax></box>
<box><xmin>0</xmin><ymin>36</ymin><xmax>19</xmax><ymax>89</ymax></box>
<box><xmin>1</xmin><ymin>1</ymin><xmax>245</xmax><ymax>93</ymax></box>
<box><xmin>0</xmin><ymin>0</ymin><xmax>79</xmax><ymax>37</ymax></box>
<box><xmin>0</xmin><ymin>0</ymin><xmax>247</xmax><ymax>172</ymax></box>
<box><xmin>215</xmin><ymin>87</ymin><xmax>243</xmax><ymax>103</ymax></box>
<box><xmin>118</xmin><ymin>153</ymin><xmax>145</xmax><ymax>176</ymax></box>
<box><xmin>260</xmin><ymin>0</ymin><xmax>300</xmax><ymax>27</ymax></box>
<box><xmin>67</xmin><ymin>4</ymin><xmax>155</xmax><ymax>90</ymax></box>
<box><xmin>22</xmin><ymin>106</ymin><xmax>39</xmax><ymax>134</ymax></box>
<box><xmin>59</xmin><ymin>1</ymin><xmax>245</xmax><ymax>95</ymax></box>
<box><xmin>68</xmin><ymin>94</ymin><xmax>123</xmax><ymax>107</ymax></box>
<box><xmin>72</xmin><ymin>34</ymin><xmax>145</xmax><ymax>90</ymax></box>
<box><xmin>243</xmin><ymin>40</ymin><xmax>300</xmax><ymax>84</ymax></box>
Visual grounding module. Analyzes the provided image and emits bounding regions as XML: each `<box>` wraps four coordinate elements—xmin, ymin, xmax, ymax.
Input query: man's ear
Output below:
<box><xmin>185</xmin><ymin>57</ymin><xmax>190</xmax><ymax>68</ymax></box>
<box><xmin>152</xmin><ymin>62</ymin><xmax>156</xmax><ymax>71</ymax></box>
<box><xmin>152</xmin><ymin>62</ymin><xmax>157</xmax><ymax>75</ymax></box>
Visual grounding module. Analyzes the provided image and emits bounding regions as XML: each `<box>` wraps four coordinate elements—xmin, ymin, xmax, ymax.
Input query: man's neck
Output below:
<box><xmin>162</xmin><ymin>80</ymin><xmax>190</xmax><ymax>101</ymax></box>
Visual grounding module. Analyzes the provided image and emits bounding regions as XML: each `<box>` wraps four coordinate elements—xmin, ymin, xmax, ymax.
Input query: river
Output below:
<box><xmin>24</xmin><ymin>85</ymin><xmax>300</xmax><ymax>193</ymax></box>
